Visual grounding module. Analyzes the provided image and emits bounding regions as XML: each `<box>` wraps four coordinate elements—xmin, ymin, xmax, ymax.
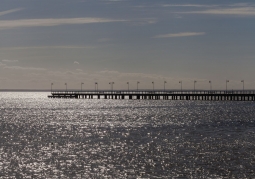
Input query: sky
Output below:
<box><xmin>1</xmin><ymin>0</ymin><xmax>255</xmax><ymax>90</ymax></box>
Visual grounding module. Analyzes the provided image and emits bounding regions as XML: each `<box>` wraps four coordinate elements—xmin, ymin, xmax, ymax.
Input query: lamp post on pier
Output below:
<box><xmin>127</xmin><ymin>82</ymin><xmax>129</xmax><ymax>91</ymax></box>
<box><xmin>81</xmin><ymin>83</ymin><xmax>84</xmax><ymax>91</ymax></box>
<box><xmin>109</xmin><ymin>82</ymin><xmax>114</xmax><ymax>92</ymax></box>
<box><xmin>179</xmin><ymin>81</ymin><xmax>182</xmax><ymax>93</ymax></box>
<box><xmin>51</xmin><ymin>83</ymin><xmax>53</xmax><ymax>92</ymax></box>
<box><xmin>241</xmin><ymin>80</ymin><xmax>244</xmax><ymax>93</ymax></box>
<box><xmin>194</xmin><ymin>81</ymin><xmax>197</xmax><ymax>92</ymax></box>
<box><xmin>209</xmin><ymin>81</ymin><xmax>212</xmax><ymax>91</ymax></box>
<box><xmin>226</xmin><ymin>80</ymin><xmax>229</xmax><ymax>91</ymax></box>
<box><xmin>152</xmin><ymin>82</ymin><xmax>154</xmax><ymax>91</ymax></box>
<box><xmin>164</xmin><ymin>81</ymin><xmax>167</xmax><ymax>91</ymax></box>
<box><xmin>65</xmin><ymin>83</ymin><xmax>67</xmax><ymax>92</ymax></box>
<box><xmin>95</xmin><ymin>82</ymin><xmax>98</xmax><ymax>91</ymax></box>
<box><xmin>137</xmin><ymin>81</ymin><xmax>140</xmax><ymax>91</ymax></box>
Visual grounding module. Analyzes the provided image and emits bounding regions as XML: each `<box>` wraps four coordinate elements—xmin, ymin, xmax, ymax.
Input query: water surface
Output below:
<box><xmin>0</xmin><ymin>92</ymin><xmax>255</xmax><ymax>178</ymax></box>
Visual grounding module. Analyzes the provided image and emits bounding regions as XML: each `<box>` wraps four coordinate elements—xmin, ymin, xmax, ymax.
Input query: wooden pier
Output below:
<box><xmin>48</xmin><ymin>90</ymin><xmax>255</xmax><ymax>101</ymax></box>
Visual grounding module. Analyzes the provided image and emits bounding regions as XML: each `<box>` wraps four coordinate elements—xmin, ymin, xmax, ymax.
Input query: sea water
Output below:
<box><xmin>0</xmin><ymin>92</ymin><xmax>255</xmax><ymax>178</ymax></box>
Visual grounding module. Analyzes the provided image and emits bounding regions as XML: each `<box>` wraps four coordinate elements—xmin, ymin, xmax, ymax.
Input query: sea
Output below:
<box><xmin>0</xmin><ymin>92</ymin><xmax>255</xmax><ymax>178</ymax></box>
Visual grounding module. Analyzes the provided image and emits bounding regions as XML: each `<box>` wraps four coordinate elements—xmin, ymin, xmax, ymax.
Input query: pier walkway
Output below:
<box><xmin>48</xmin><ymin>90</ymin><xmax>255</xmax><ymax>101</ymax></box>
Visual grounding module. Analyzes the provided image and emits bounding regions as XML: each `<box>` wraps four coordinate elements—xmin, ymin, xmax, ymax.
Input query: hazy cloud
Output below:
<box><xmin>0</xmin><ymin>62</ymin><xmax>6</xmax><ymax>66</ymax></box>
<box><xmin>0</xmin><ymin>46</ymin><xmax>95</xmax><ymax>50</ymax></box>
<box><xmin>229</xmin><ymin>3</ymin><xmax>254</xmax><ymax>7</ymax></box>
<box><xmin>2</xmin><ymin>59</ymin><xmax>19</xmax><ymax>63</ymax></box>
<box><xmin>130</xmin><ymin>18</ymin><xmax>157</xmax><ymax>26</ymax></box>
<box><xmin>153</xmin><ymin>32</ymin><xmax>205</xmax><ymax>38</ymax></box>
<box><xmin>162</xmin><ymin>4</ymin><xmax>217</xmax><ymax>8</ymax></box>
<box><xmin>0</xmin><ymin>8</ymin><xmax>22</xmax><ymax>17</ymax></box>
<box><xmin>4</xmin><ymin>66</ymin><xmax>46</xmax><ymax>71</ymax></box>
<box><xmin>74</xmin><ymin>61</ymin><xmax>80</xmax><ymax>64</ymax></box>
<box><xmin>0</xmin><ymin>18</ymin><xmax>127</xmax><ymax>29</ymax></box>
<box><xmin>181</xmin><ymin>7</ymin><xmax>255</xmax><ymax>16</ymax></box>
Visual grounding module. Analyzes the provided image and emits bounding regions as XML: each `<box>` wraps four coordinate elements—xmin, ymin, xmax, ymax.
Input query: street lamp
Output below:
<box><xmin>51</xmin><ymin>83</ymin><xmax>53</xmax><ymax>92</ymax></box>
<box><xmin>137</xmin><ymin>81</ymin><xmax>140</xmax><ymax>91</ymax></box>
<box><xmin>81</xmin><ymin>82</ymin><xmax>84</xmax><ymax>91</ymax></box>
<box><xmin>209</xmin><ymin>81</ymin><xmax>212</xmax><ymax>91</ymax></box>
<box><xmin>65</xmin><ymin>83</ymin><xmax>67</xmax><ymax>91</ymax></box>
<box><xmin>179</xmin><ymin>81</ymin><xmax>182</xmax><ymax>93</ymax></box>
<box><xmin>152</xmin><ymin>82</ymin><xmax>154</xmax><ymax>91</ymax></box>
<box><xmin>164</xmin><ymin>81</ymin><xmax>167</xmax><ymax>91</ymax></box>
<box><xmin>95</xmin><ymin>82</ymin><xmax>98</xmax><ymax>91</ymax></box>
<box><xmin>194</xmin><ymin>81</ymin><xmax>197</xmax><ymax>92</ymax></box>
<box><xmin>226</xmin><ymin>80</ymin><xmax>229</xmax><ymax>91</ymax></box>
<box><xmin>109</xmin><ymin>82</ymin><xmax>114</xmax><ymax>91</ymax></box>
<box><xmin>127</xmin><ymin>82</ymin><xmax>129</xmax><ymax>91</ymax></box>
<box><xmin>241</xmin><ymin>80</ymin><xmax>244</xmax><ymax>93</ymax></box>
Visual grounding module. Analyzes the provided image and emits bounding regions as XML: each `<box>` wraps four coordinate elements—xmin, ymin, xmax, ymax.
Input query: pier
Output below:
<box><xmin>48</xmin><ymin>90</ymin><xmax>255</xmax><ymax>101</ymax></box>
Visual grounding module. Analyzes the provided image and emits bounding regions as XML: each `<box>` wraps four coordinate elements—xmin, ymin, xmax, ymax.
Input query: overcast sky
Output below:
<box><xmin>1</xmin><ymin>0</ymin><xmax>255</xmax><ymax>90</ymax></box>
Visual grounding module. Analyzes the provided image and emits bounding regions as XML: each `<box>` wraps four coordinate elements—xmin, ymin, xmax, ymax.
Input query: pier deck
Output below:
<box><xmin>48</xmin><ymin>90</ymin><xmax>255</xmax><ymax>101</ymax></box>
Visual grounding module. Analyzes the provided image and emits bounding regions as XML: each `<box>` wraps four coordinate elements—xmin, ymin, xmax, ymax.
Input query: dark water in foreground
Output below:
<box><xmin>0</xmin><ymin>92</ymin><xmax>255</xmax><ymax>178</ymax></box>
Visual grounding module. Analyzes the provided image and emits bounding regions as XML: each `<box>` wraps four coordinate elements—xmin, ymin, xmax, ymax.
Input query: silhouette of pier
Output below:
<box><xmin>48</xmin><ymin>90</ymin><xmax>255</xmax><ymax>101</ymax></box>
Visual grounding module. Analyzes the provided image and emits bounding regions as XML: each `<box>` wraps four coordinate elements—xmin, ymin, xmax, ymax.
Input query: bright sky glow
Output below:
<box><xmin>1</xmin><ymin>0</ymin><xmax>255</xmax><ymax>90</ymax></box>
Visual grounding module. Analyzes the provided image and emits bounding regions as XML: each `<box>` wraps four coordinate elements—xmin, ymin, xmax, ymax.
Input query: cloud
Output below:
<box><xmin>74</xmin><ymin>61</ymin><xmax>80</xmax><ymax>64</ymax></box>
<box><xmin>129</xmin><ymin>18</ymin><xmax>157</xmax><ymax>26</ymax></box>
<box><xmin>162</xmin><ymin>4</ymin><xmax>217</xmax><ymax>8</ymax></box>
<box><xmin>0</xmin><ymin>46</ymin><xmax>95</xmax><ymax>50</ymax></box>
<box><xmin>181</xmin><ymin>7</ymin><xmax>255</xmax><ymax>16</ymax></box>
<box><xmin>167</xmin><ymin>3</ymin><xmax>255</xmax><ymax>16</ymax></box>
<box><xmin>153</xmin><ymin>32</ymin><xmax>205</xmax><ymax>38</ymax></box>
<box><xmin>0</xmin><ymin>62</ymin><xmax>6</xmax><ymax>66</ymax></box>
<box><xmin>2</xmin><ymin>59</ymin><xmax>18</xmax><ymax>63</ymax></box>
<box><xmin>4</xmin><ymin>66</ymin><xmax>46</xmax><ymax>71</ymax></box>
<box><xmin>229</xmin><ymin>3</ymin><xmax>254</xmax><ymax>7</ymax></box>
<box><xmin>0</xmin><ymin>17</ymin><xmax>127</xmax><ymax>30</ymax></box>
<box><xmin>0</xmin><ymin>8</ymin><xmax>22</xmax><ymax>17</ymax></box>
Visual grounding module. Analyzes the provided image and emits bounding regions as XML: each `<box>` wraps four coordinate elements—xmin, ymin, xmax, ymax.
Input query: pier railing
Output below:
<box><xmin>51</xmin><ymin>90</ymin><xmax>255</xmax><ymax>95</ymax></box>
<box><xmin>49</xmin><ymin>90</ymin><xmax>255</xmax><ymax>101</ymax></box>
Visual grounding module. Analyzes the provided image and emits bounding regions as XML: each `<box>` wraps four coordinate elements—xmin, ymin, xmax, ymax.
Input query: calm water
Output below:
<box><xmin>0</xmin><ymin>92</ymin><xmax>255</xmax><ymax>178</ymax></box>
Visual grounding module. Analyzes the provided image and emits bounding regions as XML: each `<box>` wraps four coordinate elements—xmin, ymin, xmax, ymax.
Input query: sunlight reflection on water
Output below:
<box><xmin>0</xmin><ymin>92</ymin><xmax>255</xmax><ymax>178</ymax></box>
